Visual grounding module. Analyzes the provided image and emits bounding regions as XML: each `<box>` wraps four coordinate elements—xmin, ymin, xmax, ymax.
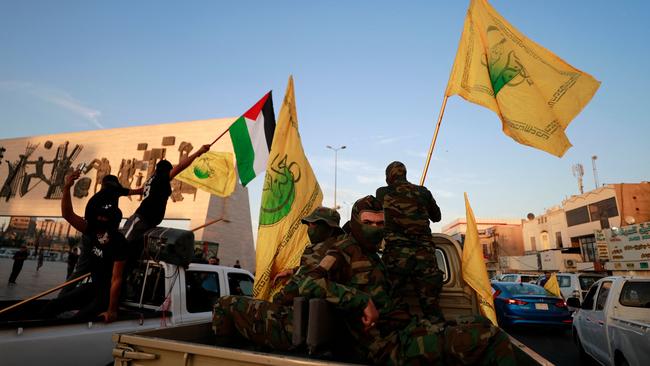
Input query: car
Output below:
<box><xmin>499</xmin><ymin>273</ymin><xmax>540</xmax><ymax>284</ymax></box>
<box><xmin>555</xmin><ymin>272</ymin><xmax>605</xmax><ymax>303</ymax></box>
<box><xmin>491</xmin><ymin>281</ymin><xmax>572</xmax><ymax>328</ymax></box>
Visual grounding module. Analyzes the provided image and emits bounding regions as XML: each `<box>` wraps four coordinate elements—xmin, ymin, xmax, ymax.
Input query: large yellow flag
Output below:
<box><xmin>446</xmin><ymin>0</ymin><xmax>600</xmax><ymax>157</ymax></box>
<box><xmin>253</xmin><ymin>76</ymin><xmax>323</xmax><ymax>300</ymax></box>
<box><xmin>175</xmin><ymin>151</ymin><xmax>236</xmax><ymax>197</ymax></box>
<box><xmin>544</xmin><ymin>273</ymin><xmax>562</xmax><ymax>298</ymax></box>
<box><xmin>463</xmin><ymin>193</ymin><xmax>498</xmax><ymax>326</ymax></box>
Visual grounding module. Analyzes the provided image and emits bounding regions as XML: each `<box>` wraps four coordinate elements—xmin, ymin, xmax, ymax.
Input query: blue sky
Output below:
<box><xmin>1</xmin><ymin>0</ymin><xmax>649</xmax><ymax>232</ymax></box>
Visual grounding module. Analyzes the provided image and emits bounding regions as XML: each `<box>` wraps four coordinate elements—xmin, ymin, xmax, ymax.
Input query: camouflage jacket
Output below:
<box><xmin>376</xmin><ymin>179</ymin><xmax>441</xmax><ymax>243</ymax></box>
<box><xmin>272</xmin><ymin>236</ymin><xmax>340</xmax><ymax>305</ymax></box>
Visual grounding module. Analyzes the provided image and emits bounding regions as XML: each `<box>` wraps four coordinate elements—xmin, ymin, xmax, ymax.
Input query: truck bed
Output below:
<box><xmin>113</xmin><ymin>322</ymin><xmax>551</xmax><ymax>366</ymax></box>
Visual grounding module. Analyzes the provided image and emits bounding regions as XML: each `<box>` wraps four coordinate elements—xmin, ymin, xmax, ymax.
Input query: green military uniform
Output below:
<box><xmin>300</xmin><ymin>196</ymin><xmax>514</xmax><ymax>365</ymax></box>
<box><xmin>212</xmin><ymin>206</ymin><xmax>344</xmax><ymax>350</ymax></box>
<box><xmin>376</xmin><ymin>161</ymin><xmax>444</xmax><ymax>320</ymax></box>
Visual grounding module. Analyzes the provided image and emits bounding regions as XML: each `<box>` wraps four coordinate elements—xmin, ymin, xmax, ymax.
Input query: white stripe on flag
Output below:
<box><xmin>245</xmin><ymin>114</ymin><xmax>271</xmax><ymax>175</ymax></box>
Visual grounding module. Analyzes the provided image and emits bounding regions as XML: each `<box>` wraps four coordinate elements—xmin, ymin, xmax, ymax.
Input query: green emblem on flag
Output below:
<box><xmin>259</xmin><ymin>155</ymin><xmax>300</xmax><ymax>225</ymax></box>
<box><xmin>193</xmin><ymin>156</ymin><xmax>214</xmax><ymax>179</ymax></box>
<box><xmin>486</xmin><ymin>26</ymin><xmax>530</xmax><ymax>95</ymax></box>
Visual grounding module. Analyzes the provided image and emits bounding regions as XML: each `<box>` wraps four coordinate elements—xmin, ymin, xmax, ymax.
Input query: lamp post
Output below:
<box><xmin>326</xmin><ymin>145</ymin><xmax>346</xmax><ymax>210</ymax></box>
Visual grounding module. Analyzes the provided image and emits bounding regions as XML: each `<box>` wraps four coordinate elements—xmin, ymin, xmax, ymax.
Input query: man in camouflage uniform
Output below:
<box><xmin>376</xmin><ymin>161</ymin><xmax>444</xmax><ymax>320</ymax></box>
<box><xmin>211</xmin><ymin>206</ymin><xmax>345</xmax><ymax>350</ymax></box>
<box><xmin>299</xmin><ymin>196</ymin><xmax>514</xmax><ymax>365</ymax></box>
<box><xmin>271</xmin><ymin>206</ymin><xmax>345</xmax><ymax>302</ymax></box>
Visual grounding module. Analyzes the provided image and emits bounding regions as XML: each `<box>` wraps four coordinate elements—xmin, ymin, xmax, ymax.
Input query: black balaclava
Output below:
<box><xmin>349</xmin><ymin>195</ymin><xmax>384</xmax><ymax>252</ymax></box>
<box><xmin>385</xmin><ymin>161</ymin><xmax>407</xmax><ymax>186</ymax></box>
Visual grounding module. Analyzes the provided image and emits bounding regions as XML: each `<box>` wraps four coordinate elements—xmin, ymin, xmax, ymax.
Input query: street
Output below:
<box><xmin>1</xmin><ymin>256</ymin><xmax>592</xmax><ymax>366</ymax></box>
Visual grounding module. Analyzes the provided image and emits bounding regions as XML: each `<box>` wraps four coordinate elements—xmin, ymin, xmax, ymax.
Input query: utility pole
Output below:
<box><xmin>591</xmin><ymin>155</ymin><xmax>600</xmax><ymax>189</ymax></box>
<box><xmin>326</xmin><ymin>145</ymin><xmax>346</xmax><ymax>209</ymax></box>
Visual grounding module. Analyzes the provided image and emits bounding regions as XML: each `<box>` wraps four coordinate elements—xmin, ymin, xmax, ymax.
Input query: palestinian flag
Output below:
<box><xmin>229</xmin><ymin>91</ymin><xmax>276</xmax><ymax>186</ymax></box>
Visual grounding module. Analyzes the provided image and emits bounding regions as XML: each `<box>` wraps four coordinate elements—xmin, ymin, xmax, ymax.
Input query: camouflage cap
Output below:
<box><xmin>386</xmin><ymin>161</ymin><xmax>407</xmax><ymax>185</ymax></box>
<box><xmin>301</xmin><ymin>206</ymin><xmax>342</xmax><ymax>229</ymax></box>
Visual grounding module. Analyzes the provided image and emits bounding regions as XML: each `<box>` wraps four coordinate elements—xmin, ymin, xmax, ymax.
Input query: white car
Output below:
<box><xmin>556</xmin><ymin>272</ymin><xmax>605</xmax><ymax>303</ymax></box>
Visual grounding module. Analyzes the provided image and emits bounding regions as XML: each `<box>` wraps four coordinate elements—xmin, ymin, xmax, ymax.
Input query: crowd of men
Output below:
<box><xmin>29</xmin><ymin>151</ymin><xmax>513</xmax><ymax>364</ymax></box>
<box><xmin>213</xmin><ymin>161</ymin><xmax>515</xmax><ymax>365</ymax></box>
<box><xmin>39</xmin><ymin>144</ymin><xmax>209</xmax><ymax>322</ymax></box>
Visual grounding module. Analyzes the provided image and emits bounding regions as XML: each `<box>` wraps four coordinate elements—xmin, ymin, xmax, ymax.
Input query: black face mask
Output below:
<box><xmin>360</xmin><ymin>225</ymin><xmax>384</xmax><ymax>248</ymax></box>
<box><xmin>307</xmin><ymin>223</ymin><xmax>333</xmax><ymax>244</ymax></box>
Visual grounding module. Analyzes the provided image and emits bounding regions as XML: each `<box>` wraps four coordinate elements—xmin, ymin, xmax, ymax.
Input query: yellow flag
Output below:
<box><xmin>544</xmin><ymin>273</ymin><xmax>562</xmax><ymax>298</ymax></box>
<box><xmin>463</xmin><ymin>193</ymin><xmax>498</xmax><ymax>326</ymax></box>
<box><xmin>176</xmin><ymin>151</ymin><xmax>236</xmax><ymax>197</ymax></box>
<box><xmin>446</xmin><ymin>0</ymin><xmax>600</xmax><ymax>157</ymax></box>
<box><xmin>253</xmin><ymin>76</ymin><xmax>323</xmax><ymax>300</ymax></box>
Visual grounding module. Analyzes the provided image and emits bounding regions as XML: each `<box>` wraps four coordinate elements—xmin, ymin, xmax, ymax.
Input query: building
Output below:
<box><xmin>0</xmin><ymin>118</ymin><xmax>256</xmax><ymax>270</ymax></box>
<box><xmin>523</xmin><ymin>182</ymin><xmax>650</xmax><ymax>271</ymax></box>
<box><xmin>442</xmin><ymin>218</ymin><xmax>525</xmax><ymax>276</ymax></box>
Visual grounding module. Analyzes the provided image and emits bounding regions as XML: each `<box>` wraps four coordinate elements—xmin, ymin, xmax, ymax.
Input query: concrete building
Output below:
<box><xmin>0</xmin><ymin>118</ymin><xmax>256</xmax><ymax>271</ymax></box>
<box><xmin>523</xmin><ymin>182</ymin><xmax>650</xmax><ymax>271</ymax></box>
<box><xmin>442</xmin><ymin>218</ymin><xmax>525</xmax><ymax>276</ymax></box>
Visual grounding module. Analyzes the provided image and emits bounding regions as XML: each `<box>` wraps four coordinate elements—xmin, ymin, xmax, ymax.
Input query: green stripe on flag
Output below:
<box><xmin>229</xmin><ymin>116</ymin><xmax>256</xmax><ymax>185</ymax></box>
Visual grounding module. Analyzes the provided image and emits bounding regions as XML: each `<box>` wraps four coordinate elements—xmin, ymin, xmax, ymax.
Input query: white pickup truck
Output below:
<box><xmin>0</xmin><ymin>260</ymin><xmax>254</xmax><ymax>366</ymax></box>
<box><xmin>569</xmin><ymin>276</ymin><xmax>650</xmax><ymax>366</ymax></box>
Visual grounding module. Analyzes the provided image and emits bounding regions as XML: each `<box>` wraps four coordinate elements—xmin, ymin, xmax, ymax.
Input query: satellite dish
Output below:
<box><xmin>527</xmin><ymin>213</ymin><xmax>535</xmax><ymax>220</ymax></box>
<box><xmin>624</xmin><ymin>216</ymin><xmax>636</xmax><ymax>225</ymax></box>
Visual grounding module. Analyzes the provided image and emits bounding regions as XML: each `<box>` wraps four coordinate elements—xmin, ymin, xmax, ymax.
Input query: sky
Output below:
<box><xmin>1</xmin><ymin>0</ymin><xmax>649</xmax><ymax>234</ymax></box>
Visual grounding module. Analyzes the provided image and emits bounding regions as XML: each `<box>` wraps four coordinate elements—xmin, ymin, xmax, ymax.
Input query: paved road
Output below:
<box><xmin>509</xmin><ymin>326</ymin><xmax>599</xmax><ymax>366</ymax></box>
<box><xmin>1</xmin><ymin>257</ymin><xmax>69</xmax><ymax>300</ymax></box>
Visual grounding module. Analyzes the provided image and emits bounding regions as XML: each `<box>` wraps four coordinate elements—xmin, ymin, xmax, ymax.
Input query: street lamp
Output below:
<box><xmin>326</xmin><ymin>145</ymin><xmax>346</xmax><ymax>210</ymax></box>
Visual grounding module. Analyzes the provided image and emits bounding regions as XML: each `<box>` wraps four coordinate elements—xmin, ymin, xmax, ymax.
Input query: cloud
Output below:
<box><xmin>0</xmin><ymin>81</ymin><xmax>104</xmax><ymax>129</ymax></box>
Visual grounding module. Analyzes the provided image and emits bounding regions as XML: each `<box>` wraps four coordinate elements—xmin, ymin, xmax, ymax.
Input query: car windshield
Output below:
<box><xmin>579</xmin><ymin>276</ymin><xmax>603</xmax><ymax>290</ymax></box>
<box><xmin>501</xmin><ymin>283</ymin><xmax>554</xmax><ymax>296</ymax></box>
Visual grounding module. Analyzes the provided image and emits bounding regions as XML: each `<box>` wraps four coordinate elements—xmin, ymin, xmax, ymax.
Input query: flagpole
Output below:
<box><xmin>209</xmin><ymin>120</ymin><xmax>237</xmax><ymax>146</ymax></box>
<box><xmin>419</xmin><ymin>94</ymin><xmax>449</xmax><ymax>185</ymax></box>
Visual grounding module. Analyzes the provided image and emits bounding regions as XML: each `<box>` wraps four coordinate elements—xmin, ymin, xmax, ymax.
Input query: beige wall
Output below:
<box><xmin>0</xmin><ymin>118</ymin><xmax>256</xmax><ymax>271</ymax></box>
<box><xmin>522</xmin><ymin>206</ymin><xmax>569</xmax><ymax>252</ymax></box>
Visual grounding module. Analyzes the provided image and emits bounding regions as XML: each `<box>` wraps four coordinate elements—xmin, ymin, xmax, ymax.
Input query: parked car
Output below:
<box><xmin>555</xmin><ymin>272</ymin><xmax>605</xmax><ymax>303</ymax></box>
<box><xmin>499</xmin><ymin>273</ymin><xmax>540</xmax><ymax>284</ymax></box>
<box><xmin>570</xmin><ymin>276</ymin><xmax>650</xmax><ymax>366</ymax></box>
<box><xmin>491</xmin><ymin>281</ymin><xmax>572</xmax><ymax>328</ymax></box>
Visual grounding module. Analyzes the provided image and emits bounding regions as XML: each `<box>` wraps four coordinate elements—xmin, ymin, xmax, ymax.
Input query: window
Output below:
<box><xmin>502</xmin><ymin>275</ymin><xmax>516</xmax><ymax>282</ymax></box>
<box><xmin>595</xmin><ymin>281</ymin><xmax>612</xmax><ymax>311</ymax></box>
<box><xmin>566</xmin><ymin>206</ymin><xmax>590</xmax><ymax>227</ymax></box>
<box><xmin>582</xmin><ymin>285</ymin><xmax>598</xmax><ymax>310</ymax></box>
<box><xmin>435</xmin><ymin>248</ymin><xmax>450</xmax><ymax>283</ymax></box>
<box><xmin>579</xmin><ymin>236</ymin><xmax>597</xmax><ymax>262</ymax></box>
<box><xmin>557</xmin><ymin>275</ymin><xmax>571</xmax><ymax>288</ymax></box>
<box><xmin>619</xmin><ymin>281</ymin><xmax>650</xmax><ymax>308</ymax></box>
<box><xmin>579</xmin><ymin>275</ymin><xmax>603</xmax><ymax>291</ymax></box>
<box><xmin>555</xmin><ymin>232</ymin><xmax>563</xmax><ymax>248</ymax></box>
<box><xmin>530</xmin><ymin>237</ymin><xmax>536</xmax><ymax>251</ymax></box>
<box><xmin>502</xmin><ymin>283</ymin><xmax>554</xmax><ymax>296</ymax></box>
<box><xmin>123</xmin><ymin>264</ymin><xmax>166</xmax><ymax>307</ymax></box>
<box><xmin>588</xmin><ymin>197</ymin><xmax>618</xmax><ymax>222</ymax></box>
<box><xmin>186</xmin><ymin>271</ymin><xmax>221</xmax><ymax>313</ymax></box>
<box><xmin>227</xmin><ymin>272</ymin><xmax>254</xmax><ymax>296</ymax></box>
<box><xmin>540</xmin><ymin>232</ymin><xmax>550</xmax><ymax>249</ymax></box>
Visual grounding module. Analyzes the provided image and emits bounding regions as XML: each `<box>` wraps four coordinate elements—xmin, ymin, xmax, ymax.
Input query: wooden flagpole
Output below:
<box><xmin>419</xmin><ymin>95</ymin><xmax>450</xmax><ymax>185</ymax></box>
<box><xmin>0</xmin><ymin>273</ymin><xmax>91</xmax><ymax>316</ymax></box>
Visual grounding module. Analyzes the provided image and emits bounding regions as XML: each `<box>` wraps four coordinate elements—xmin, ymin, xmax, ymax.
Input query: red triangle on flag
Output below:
<box><xmin>243</xmin><ymin>92</ymin><xmax>270</xmax><ymax>121</ymax></box>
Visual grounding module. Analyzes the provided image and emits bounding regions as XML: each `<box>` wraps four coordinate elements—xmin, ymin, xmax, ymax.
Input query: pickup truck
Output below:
<box><xmin>569</xmin><ymin>276</ymin><xmax>650</xmax><ymax>366</ymax></box>
<box><xmin>0</xmin><ymin>259</ymin><xmax>255</xmax><ymax>366</ymax></box>
<box><xmin>111</xmin><ymin>233</ymin><xmax>550</xmax><ymax>366</ymax></box>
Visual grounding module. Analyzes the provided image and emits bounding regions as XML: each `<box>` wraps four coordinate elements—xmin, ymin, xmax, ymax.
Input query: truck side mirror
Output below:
<box><xmin>566</xmin><ymin>297</ymin><xmax>581</xmax><ymax>308</ymax></box>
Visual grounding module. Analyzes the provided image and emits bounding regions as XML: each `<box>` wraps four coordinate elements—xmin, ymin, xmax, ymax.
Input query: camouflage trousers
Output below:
<box><xmin>212</xmin><ymin>295</ymin><xmax>294</xmax><ymax>351</ymax></box>
<box><xmin>383</xmin><ymin>242</ymin><xmax>444</xmax><ymax>321</ymax></box>
<box><xmin>444</xmin><ymin>315</ymin><xmax>516</xmax><ymax>366</ymax></box>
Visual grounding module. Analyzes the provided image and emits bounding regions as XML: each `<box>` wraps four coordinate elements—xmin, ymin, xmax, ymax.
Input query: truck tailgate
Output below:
<box><xmin>112</xmin><ymin>322</ymin><xmax>356</xmax><ymax>366</ymax></box>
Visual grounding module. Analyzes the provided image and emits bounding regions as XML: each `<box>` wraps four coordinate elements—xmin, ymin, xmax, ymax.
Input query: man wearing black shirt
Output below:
<box><xmin>40</xmin><ymin>170</ymin><xmax>127</xmax><ymax>323</ymax></box>
<box><xmin>122</xmin><ymin>144</ymin><xmax>210</xmax><ymax>253</ymax></box>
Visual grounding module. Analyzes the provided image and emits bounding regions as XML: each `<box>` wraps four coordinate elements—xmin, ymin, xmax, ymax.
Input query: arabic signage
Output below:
<box><xmin>595</xmin><ymin>222</ymin><xmax>650</xmax><ymax>262</ymax></box>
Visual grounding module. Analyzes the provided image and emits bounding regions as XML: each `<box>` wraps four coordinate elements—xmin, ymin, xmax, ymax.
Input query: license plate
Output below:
<box><xmin>535</xmin><ymin>303</ymin><xmax>549</xmax><ymax>310</ymax></box>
